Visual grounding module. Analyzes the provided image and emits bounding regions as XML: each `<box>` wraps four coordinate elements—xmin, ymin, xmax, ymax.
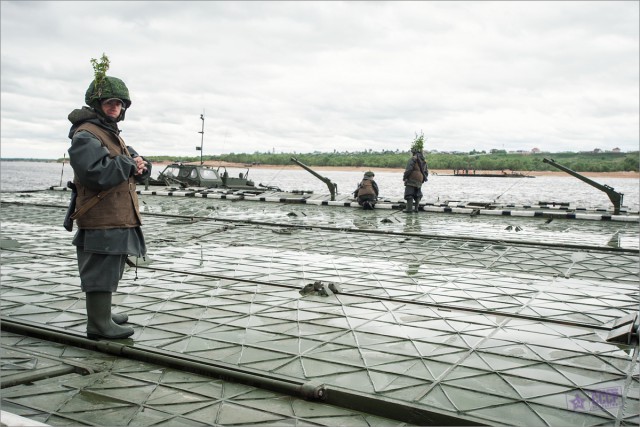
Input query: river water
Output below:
<box><xmin>1</xmin><ymin>161</ymin><xmax>638</xmax><ymax>211</ymax></box>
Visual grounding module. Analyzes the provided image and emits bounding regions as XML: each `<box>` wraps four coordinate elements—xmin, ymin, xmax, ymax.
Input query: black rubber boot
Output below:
<box><xmin>414</xmin><ymin>197</ymin><xmax>421</xmax><ymax>212</ymax></box>
<box><xmin>86</xmin><ymin>292</ymin><xmax>134</xmax><ymax>339</ymax></box>
<box><xmin>112</xmin><ymin>312</ymin><xmax>128</xmax><ymax>324</ymax></box>
<box><xmin>404</xmin><ymin>199</ymin><xmax>413</xmax><ymax>213</ymax></box>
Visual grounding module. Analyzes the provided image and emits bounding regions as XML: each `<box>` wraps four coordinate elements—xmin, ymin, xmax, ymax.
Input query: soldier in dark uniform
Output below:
<box><xmin>403</xmin><ymin>134</ymin><xmax>428</xmax><ymax>213</ymax></box>
<box><xmin>67</xmin><ymin>65</ymin><xmax>151</xmax><ymax>340</ymax></box>
<box><xmin>353</xmin><ymin>171</ymin><xmax>379</xmax><ymax>210</ymax></box>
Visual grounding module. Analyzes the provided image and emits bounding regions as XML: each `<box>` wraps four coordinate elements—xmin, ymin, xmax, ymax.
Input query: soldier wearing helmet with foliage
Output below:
<box><xmin>402</xmin><ymin>132</ymin><xmax>429</xmax><ymax>213</ymax></box>
<box><xmin>67</xmin><ymin>54</ymin><xmax>151</xmax><ymax>340</ymax></box>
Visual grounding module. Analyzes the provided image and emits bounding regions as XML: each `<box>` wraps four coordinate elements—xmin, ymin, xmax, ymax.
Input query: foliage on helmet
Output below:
<box><xmin>411</xmin><ymin>131</ymin><xmax>425</xmax><ymax>153</ymax></box>
<box><xmin>91</xmin><ymin>54</ymin><xmax>110</xmax><ymax>95</ymax></box>
<box><xmin>364</xmin><ymin>171</ymin><xmax>375</xmax><ymax>178</ymax></box>
<box><xmin>84</xmin><ymin>53</ymin><xmax>131</xmax><ymax>108</ymax></box>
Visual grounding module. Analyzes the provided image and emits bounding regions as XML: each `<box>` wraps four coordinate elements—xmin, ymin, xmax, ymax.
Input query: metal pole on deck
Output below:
<box><xmin>198</xmin><ymin>112</ymin><xmax>205</xmax><ymax>165</ymax></box>
<box><xmin>59</xmin><ymin>153</ymin><xmax>66</xmax><ymax>187</ymax></box>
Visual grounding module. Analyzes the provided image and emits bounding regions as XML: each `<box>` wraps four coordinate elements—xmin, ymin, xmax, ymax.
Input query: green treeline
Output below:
<box><xmin>142</xmin><ymin>150</ymin><xmax>639</xmax><ymax>173</ymax></box>
<box><xmin>37</xmin><ymin>150</ymin><xmax>637</xmax><ymax>172</ymax></box>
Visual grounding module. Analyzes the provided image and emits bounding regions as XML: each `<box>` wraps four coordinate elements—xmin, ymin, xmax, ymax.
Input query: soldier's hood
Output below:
<box><xmin>68</xmin><ymin>106</ymin><xmax>98</xmax><ymax>125</ymax></box>
<box><xmin>68</xmin><ymin>106</ymin><xmax>119</xmax><ymax>138</ymax></box>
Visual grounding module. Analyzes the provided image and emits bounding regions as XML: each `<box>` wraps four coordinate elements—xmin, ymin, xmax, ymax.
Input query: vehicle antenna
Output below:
<box><xmin>197</xmin><ymin>111</ymin><xmax>205</xmax><ymax>165</ymax></box>
<box><xmin>59</xmin><ymin>153</ymin><xmax>66</xmax><ymax>187</ymax></box>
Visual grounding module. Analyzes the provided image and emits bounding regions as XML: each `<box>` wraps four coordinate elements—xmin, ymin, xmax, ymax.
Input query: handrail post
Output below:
<box><xmin>290</xmin><ymin>157</ymin><xmax>338</xmax><ymax>201</ymax></box>
<box><xmin>542</xmin><ymin>158</ymin><xmax>624</xmax><ymax>214</ymax></box>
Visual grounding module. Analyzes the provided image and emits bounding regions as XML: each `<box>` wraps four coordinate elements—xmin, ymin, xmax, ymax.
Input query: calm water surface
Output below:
<box><xmin>1</xmin><ymin>161</ymin><xmax>638</xmax><ymax>211</ymax></box>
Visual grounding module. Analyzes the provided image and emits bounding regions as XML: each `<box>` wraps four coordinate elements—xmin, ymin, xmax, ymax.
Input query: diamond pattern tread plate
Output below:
<box><xmin>1</xmin><ymin>195</ymin><xmax>638</xmax><ymax>426</ymax></box>
<box><xmin>1</xmin><ymin>333</ymin><xmax>402</xmax><ymax>426</ymax></box>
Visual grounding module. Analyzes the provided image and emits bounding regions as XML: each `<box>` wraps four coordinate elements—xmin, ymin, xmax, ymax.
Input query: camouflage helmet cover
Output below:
<box><xmin>85</xmin><ymin>76</ymin><xmax>131</xmax><ymax>108</ymax></box>
<box><xmin>364</xmin><ymin>171</ymin><xmax>375</xmax><ymax>178</ymax></box>
<box><xmin>411</xmin><ymin>132</ymin><xmax>424</xmax><ymax>153</ymax></box>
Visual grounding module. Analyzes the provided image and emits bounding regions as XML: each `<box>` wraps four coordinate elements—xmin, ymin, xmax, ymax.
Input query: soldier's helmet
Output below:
<box><xmin>85</xmin><ymin>76</ymin><xmax>131</xmax><ymax>109</ymax></box>
<box><xmin>364</xmin><ymin>171</ymin><xmax>375</xmax><ymax>178</ymax></box>
<box><xmin>411</xmin><ymin>139</ymin><xmax>423</xmax><ymax>154</ymax></box>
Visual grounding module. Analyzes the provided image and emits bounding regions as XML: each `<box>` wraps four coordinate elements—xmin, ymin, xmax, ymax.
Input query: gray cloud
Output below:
<box><xmin>1</xmin><ymin>1</ymin><xmax>638</xmax><ymax>159</ymax></box>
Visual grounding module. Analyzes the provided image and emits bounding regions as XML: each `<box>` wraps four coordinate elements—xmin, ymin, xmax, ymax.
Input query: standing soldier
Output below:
<box><xmin>403</xmin><ymin>132</ymin><xmax>429</xmax><ymax>213</ymax></box>
<box><xmin>67</xmin><ymin>54</ymin><xmax>151</xmax><ymax>339</ymax></box>
<box><xmin>353</xmin><ymin>171</ymin><xmax>379</xmax><ymax>210</ymax></box>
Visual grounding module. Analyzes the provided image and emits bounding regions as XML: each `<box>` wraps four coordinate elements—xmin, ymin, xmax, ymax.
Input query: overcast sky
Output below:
<box><xmin>1</xmin><ymin>1</ymin><xmax>638</xmax><ymax>159</ymax></box>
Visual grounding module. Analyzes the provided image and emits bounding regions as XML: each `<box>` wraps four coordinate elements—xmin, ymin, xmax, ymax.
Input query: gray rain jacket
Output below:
<box><xmin>403</xmin><ymin>152</ymin><xmax>428</xmax><ymax>188</ymax></box>
<box><xmin>67</xmin><ymin>107</ymin><xmax>150</xmax><ymax>256</ymax></box>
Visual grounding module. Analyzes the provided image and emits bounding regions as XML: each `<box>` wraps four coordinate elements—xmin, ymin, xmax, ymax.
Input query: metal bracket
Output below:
<box><xmin>606</xmin><ymin>312</ymin><xmax>639</xmax><ymax>345</ymax></box>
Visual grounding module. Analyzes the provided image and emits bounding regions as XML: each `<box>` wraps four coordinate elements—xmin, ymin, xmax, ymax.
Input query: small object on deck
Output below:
<box><xmin>299</xmin><ymin>281</ymin><xmax>340</xmax><ymax>297</ymax></box>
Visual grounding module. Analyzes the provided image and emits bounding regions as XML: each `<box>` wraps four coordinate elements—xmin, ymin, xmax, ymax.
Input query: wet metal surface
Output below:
<box><xmin>1</xmin><ymin>191</ymin><xmax>639</xmax><ymax>426</ymax></box>
<box><xmin>1</xmin><ymin>331</ymin><xmax>400</xmax><ymax>426</ymax></box>
<box><xmin>4</xmin><ymin>189</ymin><xmax>639</xmax><ymax>249</ymax></box>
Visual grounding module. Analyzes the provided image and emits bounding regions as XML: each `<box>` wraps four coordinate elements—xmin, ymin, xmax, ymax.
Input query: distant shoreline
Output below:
<box><xmin>157</xmin><ymin>160</ymin><xmax>640</xmax><ymax>179</ymax></box>
<box><xmin>1</xmin><ymin>158</ymin><xmax>637</xmax><ymax>179</ymax></box>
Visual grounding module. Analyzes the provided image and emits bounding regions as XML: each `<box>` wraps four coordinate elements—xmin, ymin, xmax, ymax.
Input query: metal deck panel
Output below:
<box><xmin>1</xmin><ymin>193</ymin><xmax>638</xmax><ymax>426</ymax></box>
<box><xmin>1</xmin><ymin>331</ymin><xmax>404</xmax><ymax>427</ymax></box>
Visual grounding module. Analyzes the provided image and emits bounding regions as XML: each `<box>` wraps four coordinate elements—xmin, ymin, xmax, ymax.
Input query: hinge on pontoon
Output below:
<box><xmin>606</xmin><ymin>312</ymin><xmax>639</xmax><ymax>345</ymax></box>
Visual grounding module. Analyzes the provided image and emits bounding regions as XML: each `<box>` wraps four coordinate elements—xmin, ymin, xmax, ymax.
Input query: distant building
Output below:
<box><xmin>531</xmin><ymin>147</ymin><xmax>541</xmax><ymax>153</ymax></box>
<box><xmin>593</xmin><ymin>148</ymin><xmax>602</xmax><ymax>153</ymax></box>
<box><xmin>612</xmin><ymin>147</ymin><xmax>621</xmax><ymax>153</ymax></box>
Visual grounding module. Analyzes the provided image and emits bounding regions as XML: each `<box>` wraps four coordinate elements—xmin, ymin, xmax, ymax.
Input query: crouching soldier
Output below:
<box><xmin>353</xmin><ymin>171</ymin><xmax>379</xmax><ymax>210</ymax></box>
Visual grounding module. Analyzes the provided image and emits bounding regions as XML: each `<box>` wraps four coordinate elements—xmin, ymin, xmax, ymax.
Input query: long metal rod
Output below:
<box><xmin>0</xmin><ymin>317</ymin><xmax>321</xmax><ymax>398</ymax></box>
<box><xmin>290</xmin><ymin>157</ymin><xmax>338</xmax><ymax>200</ymax></box>
<box><xmin>1</xmin><ymin>317</ymin><xmax>484</xmax><ymax>426</ymax></box>
<box><xmin>130</xmin><ymin>264</ymin><xmax>621</xmax><ymax>331</ymax></box>
<box><xmin>1</xmin><ymin>201</ymin><xmax>637</xmax><ymax>254</ymax></box>
<box><xmin>1</xmin><ymin>365</ymin><xmax>75</xmax><ymax>389</ymax></box>
<box><xmin>2</xmin><ymin>246</ymin><xmax>626</xmax><ymax>330</ymax></box>
<box><xmin>138</xmin><ymin>208</ymin><xmax>639</xmax><ymax>254</ymax></box>
<box><xmin>543</xmin><ymin>158</ymin><xmax>624</xmax><ymax>214</ymax></box>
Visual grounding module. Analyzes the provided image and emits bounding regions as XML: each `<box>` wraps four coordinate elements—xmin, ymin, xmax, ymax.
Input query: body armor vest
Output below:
<box><xmin>407</xmin><ymin>155</ymin><xmax>425</xmax><ymax>183</ymax></box>
<box><xmin>73</xmin><ymin>123</ymin><xmax>141</xmax><ymax>229</ymax></box>
<box><xmin>357</xmin><ymin>179</ymin><xmax>376</xmax><ymax>198</ymax></box>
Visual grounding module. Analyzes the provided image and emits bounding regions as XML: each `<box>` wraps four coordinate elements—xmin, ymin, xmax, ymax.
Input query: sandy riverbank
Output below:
<box><xmin>154</xmin><ymin>160</ymin><xmax>639</xmax><ymax>179</ymax></box>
